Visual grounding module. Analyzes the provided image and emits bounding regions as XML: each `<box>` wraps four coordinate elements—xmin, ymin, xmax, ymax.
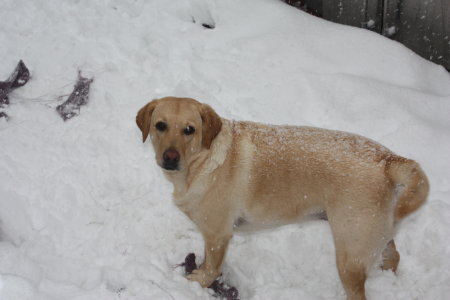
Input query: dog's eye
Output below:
<box><xmin>183</xmin><ymin>126</ymin><xmax>195</xmax><ymax>135</ymax></box>
<box><xmin>155</xmin><ymin>121</ymin><xmax>167</xmax><ymax>132</ymax></box>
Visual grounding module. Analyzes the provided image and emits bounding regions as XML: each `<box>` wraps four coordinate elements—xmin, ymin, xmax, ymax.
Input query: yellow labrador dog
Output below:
<box><xmin>136</xmin><ymin>97</ymin><xmax>428</xmax><ymax>300</ymax></box>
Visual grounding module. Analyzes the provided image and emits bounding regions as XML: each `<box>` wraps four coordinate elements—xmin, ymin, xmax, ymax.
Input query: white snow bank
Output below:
<box><xmin>1</xmin><ymin>0</ymin><xmax>449</xmax><ymax>299</ymax></box>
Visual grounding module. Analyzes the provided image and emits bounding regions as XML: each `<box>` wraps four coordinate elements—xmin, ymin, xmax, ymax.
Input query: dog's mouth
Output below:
<box><xmin>161</xmin><ymin>161</ymin><xmax>179</xmax><ymax>171</ymax></box>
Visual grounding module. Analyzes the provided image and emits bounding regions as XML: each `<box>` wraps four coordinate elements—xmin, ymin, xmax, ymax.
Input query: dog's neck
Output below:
<box><xmin>164</xmin><ymin>119</ymin><xmax>233</xmax><ymax>203</ymax></box>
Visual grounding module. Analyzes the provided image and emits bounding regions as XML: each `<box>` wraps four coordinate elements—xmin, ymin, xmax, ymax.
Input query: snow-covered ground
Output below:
<box><xmin>1</xmin><ymin>0</ymin><xmax>449</xmax><ymax>299</ymax></box>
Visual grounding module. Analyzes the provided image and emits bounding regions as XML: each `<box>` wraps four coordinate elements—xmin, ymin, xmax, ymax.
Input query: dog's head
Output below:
<box><xmin>136</xmin><ymin>97</ymin><xmax>222</xmax><ymax>172</ymax></box>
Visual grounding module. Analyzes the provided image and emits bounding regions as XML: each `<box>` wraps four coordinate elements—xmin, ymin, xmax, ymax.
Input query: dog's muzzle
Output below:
<box><xmin>162</xmin><ymin>148</ymin><xmax>180</xmax><ymax>171</ymax></box>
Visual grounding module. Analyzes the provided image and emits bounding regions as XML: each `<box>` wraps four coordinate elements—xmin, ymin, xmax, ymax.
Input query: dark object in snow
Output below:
<box><xmin>202</xmin><ymin>23</ymin><xmax>215</xmax><ymax>29</ymax></box>
<box><xmin>56</xmin><ymin>72</ymin><xmax>93</xmax><ymax>121</ymax></box>
<box><xmin>0</xmin><ymin>60</ymin><xmax>30</xmax><ymax>107</ymax></box>
<box><xmin>209</xmin><ymin>278</ymin><xmax>239</xmax><ymax>300</ymax></box>
<box><xmin>191</xmin><ymin>17</ymin><xmax>215</xmax><ymax>30</ymax></box>
<box><xmin>181</xmin><ymin>253</ymin><xmax>239</xmax><ymax>300</ymax></box>
<box><xmin>0</xmin><ymin>112</ymin><xmax>9</xmax><ymax>120</ymax></box>
<box><xmin>183</xmin><ymin>253</ymin><xmax>198</xmax><ymax>275</ymax></box>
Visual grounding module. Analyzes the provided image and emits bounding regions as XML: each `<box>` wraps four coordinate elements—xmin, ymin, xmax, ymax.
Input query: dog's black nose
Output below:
<box><xmin>162</xmin><ymin>149</ymin><xmax>180</xmax><ymax>170</ymax></box>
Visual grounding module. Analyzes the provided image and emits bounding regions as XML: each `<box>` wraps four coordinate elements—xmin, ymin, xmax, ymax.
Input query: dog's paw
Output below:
<box><xmin>186</xmin><ymin>268</ymin><xmax>218</xmax><ymax>288</ymax></box>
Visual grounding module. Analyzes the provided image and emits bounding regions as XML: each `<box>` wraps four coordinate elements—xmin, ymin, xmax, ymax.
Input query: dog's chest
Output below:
<box><xmin>171</xmin><ymin>174</ymin><xmax>210</xmax><ymax>217</ymax></box>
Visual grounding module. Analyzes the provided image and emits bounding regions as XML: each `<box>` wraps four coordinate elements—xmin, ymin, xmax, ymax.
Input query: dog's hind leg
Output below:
<box><xmin>333</xmin><ymin>238</ymin><xmax>368</xmax><ymax>300</ymax></box>
<box><xmin>329</xmin><ymin>205</ymin><xmax>395</xmax><ymax>300</ymax></box>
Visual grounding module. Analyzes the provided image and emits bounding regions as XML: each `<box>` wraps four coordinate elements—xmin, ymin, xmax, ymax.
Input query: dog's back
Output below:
<box><xmin>232</xmin><ymin>121</ymin><xmax>428</xmax><ymax>225</ymax></box>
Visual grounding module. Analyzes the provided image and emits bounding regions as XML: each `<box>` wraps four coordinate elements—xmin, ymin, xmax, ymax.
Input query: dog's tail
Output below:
<box><xmin>386</xmin><ymin>158</ymin><xmax>429</xmax><ymax>220</ymax></box>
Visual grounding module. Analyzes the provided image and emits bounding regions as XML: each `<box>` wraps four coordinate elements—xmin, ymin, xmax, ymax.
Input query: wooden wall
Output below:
<box><xmin>287</xmin><ymin>0</ymin><xmax>450</xmax><ymax>70</ymax></box>
<box><xmin>390</xmin><ymin>0</ymin><xmax>449</xmax><ymax>69</ymax></box>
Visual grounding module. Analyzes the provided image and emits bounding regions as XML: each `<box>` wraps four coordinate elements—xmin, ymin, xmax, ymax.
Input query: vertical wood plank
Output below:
<box><xmin>382</xmin><ymin>0</ymin><xmax>400</xmax><ymax>36</ymax></box>
<box><xmin>367</xmin><ymin>0</ymin><xmax>384</xmax><ymax>32</ymax></box>
<box><xmin>322</xmin><ymin>0</ymin><xmax>365</xmax><ymax>27</ymax></box>
<box><xmin>322</xmin><ymin>0</ymin><xmax>383</xmax><ymax>32</ymax></box>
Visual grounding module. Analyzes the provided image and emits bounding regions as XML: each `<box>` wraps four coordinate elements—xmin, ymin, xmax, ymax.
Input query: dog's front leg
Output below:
<box><xmin>187</xmin><ymin>232</ymin><xmax>232</xmax><ymax>287</ymax></box>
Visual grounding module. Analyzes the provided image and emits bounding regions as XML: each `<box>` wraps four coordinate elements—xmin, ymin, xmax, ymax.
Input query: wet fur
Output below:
<box><xmin>136</xmin><ymin>97</ymin><xmax>429</xmax><ymax>300</ymax></box>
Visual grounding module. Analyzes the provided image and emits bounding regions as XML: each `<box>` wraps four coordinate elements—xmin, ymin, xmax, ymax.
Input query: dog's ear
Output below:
<box><xmin>199</xmin><ymin>103</ymin><xmax>222</xmax><ymax>149</ymax></box>
<box><xmin>136</xmin><ymin>99</ymin><xmax>159</xmax><ymax>143</ymax></box>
